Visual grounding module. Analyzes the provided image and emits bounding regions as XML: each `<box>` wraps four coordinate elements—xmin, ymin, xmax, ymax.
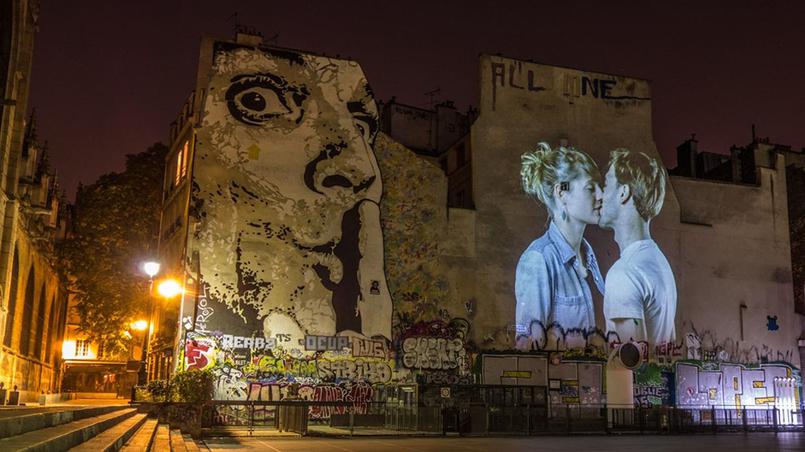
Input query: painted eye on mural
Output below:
<box><xmin>347</xmin><ymin>101</ymin><xmax>379</xmax><ymax>144</ymax></box>
<box><xmin>225</xmin><ymin>73</ymin><xmax>308</xmax><ymax>125</ymax></box>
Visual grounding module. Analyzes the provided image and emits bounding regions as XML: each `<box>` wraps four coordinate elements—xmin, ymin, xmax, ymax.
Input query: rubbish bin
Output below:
<box><xmin>8</xmin><ymin>388</ymin><xmax>20</xmax><ymax>406</ymax></box>
<box><xmin>277</xmin><ymin>385</ymin><xmax>307</xmax><ymax>434</ymax></box>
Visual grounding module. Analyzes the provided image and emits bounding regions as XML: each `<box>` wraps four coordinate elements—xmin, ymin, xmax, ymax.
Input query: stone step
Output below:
<box><xmin>0</xmin><ymin>407</ymin><xmax>137</xmax><ymax>451</ymax></box>
<box><xmin>152</xmin><ymin>424</ymin><xmax>170</xmax><ymax>450</ymax></box>
<box><xmin>170</xmin><ymin>428</ymin><xmax>188</xmax><ymax>451</ymax></box>
<box><xmin>120</xmin><ymin>418</ymin><xmax>158</xmax><ymax>451</ymax></box>
<box><xmin>182</xmin><ymin>432</ymin><xmax>204</xmax><ymax>451</ymax></box>
<box><xmin>68</xmin><ymin>413</ymin><xmax>147</xmax><ymax>451</ymax></box>
<box><xmin>0</xmin><ymin>405</ymin><xmax>127</xmax><ymax>439</ymax></box>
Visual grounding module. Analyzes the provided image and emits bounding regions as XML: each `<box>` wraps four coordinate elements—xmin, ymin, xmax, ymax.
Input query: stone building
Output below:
<box><xmin>0</xmin><ymin>0</ymin><xmax>69</xmax><ymax>402</ymax></box>
<box><xmin>379</xmin><ymin>98</ymin><xmax>477</xmax><ymax>210</ymax></box>
<box><xmin>154</xmin><ymin>35</ymin><xmax>802</xmax><ymax>413</ymax></box>
<box><xmin>438</xmin><ymin>55</ymin><xmax>802</xmax><ymax>408</ymax></box>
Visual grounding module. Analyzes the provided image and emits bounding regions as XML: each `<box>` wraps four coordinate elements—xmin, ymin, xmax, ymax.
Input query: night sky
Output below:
<box><xmin>30</xmin><ymin>0</ymin><xmax>805</xmax><ymax>200</ymax></box>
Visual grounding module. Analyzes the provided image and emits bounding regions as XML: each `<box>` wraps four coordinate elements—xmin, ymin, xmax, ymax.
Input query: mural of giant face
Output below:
<box><xmin>192</xmin><ymin>43</ymin><xmax>392</xmax><ymax>341</ymax></box>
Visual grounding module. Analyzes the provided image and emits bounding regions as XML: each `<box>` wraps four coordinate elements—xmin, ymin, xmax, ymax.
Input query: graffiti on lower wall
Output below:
<box><xmin>398</xmin><ymin>319</ymin><xmax>473</xmax><ymax>383</ymax></box>
<box><xmin>633</xmin><ymin>363</ymin><xmax>673</xmax><ymax>407</ymax></box>
<box><xmin>180</xmin><ymin>331</ymin><xmax>404</xmax><ymax>401</ymax></box>
<box><xmin>676</xmin><ymin>361</ymin><xmax>801</xmax><ymax>408</ymax></box>
<box><xmin>245</xmin><ymin>381</ymin><xmax>374</xmax><ymax>420</ymax></box>
<box><xmin>482</xmin><ymin>354</ymin><xmax>547</xmax><ymax>386</ymax></box>
<box><xmin>683</xmin><ymin>326</ymin><xmax>797</xmax><ymax>364</ymax></box>
<box><xmin>481</xmin><ymin>353</ymin><xmax>604</xmax><ymax>405</ymax></box>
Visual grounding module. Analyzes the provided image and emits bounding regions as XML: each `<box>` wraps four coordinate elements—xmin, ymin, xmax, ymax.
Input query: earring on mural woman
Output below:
<box><xmin>558</xmin><ymin>182</ymin><xmax>570</xmax><ymax>221</ymax></box>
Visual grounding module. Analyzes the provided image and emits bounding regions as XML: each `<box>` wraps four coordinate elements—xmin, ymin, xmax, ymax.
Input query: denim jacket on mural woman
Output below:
<box><xmin>515</xmin><ymin>221</ymin><xmax>605</xmax><ymax>336</ymax></box>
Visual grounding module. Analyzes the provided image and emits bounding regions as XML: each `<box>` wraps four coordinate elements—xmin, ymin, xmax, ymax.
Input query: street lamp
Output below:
<box><xmin>137</xmin><ymin>261</ymin><xmax>160</xmax><ymax>388</ymax></box>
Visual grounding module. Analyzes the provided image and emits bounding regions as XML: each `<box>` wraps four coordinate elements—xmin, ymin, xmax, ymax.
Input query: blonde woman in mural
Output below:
<box><xmin>515</xmin><ymin>142</ymin><xmax>605</xmax><ymax>348</ymax></box>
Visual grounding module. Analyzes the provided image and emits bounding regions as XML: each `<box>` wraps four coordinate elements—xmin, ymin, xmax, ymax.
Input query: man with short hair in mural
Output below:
<box><xmin>598</xmin><ymin>149</ymin><xmax>676</xmax><ymax>346</ymax></box>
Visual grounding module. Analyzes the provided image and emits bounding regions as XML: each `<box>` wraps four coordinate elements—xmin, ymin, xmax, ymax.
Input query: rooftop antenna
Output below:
<box><xmin>227</xmin><ymin>12</ymin><xmax>265</xmax><ymax>39</ymax></box>
<box><xmin>226</xmin><ymin>11</ymin><xmax>240</xmax><ymax>32</ymax></box>
<box><xmin>424</xmin><ymin>87</ymin><xmax>441</xmax><ymax>110</ymax></box>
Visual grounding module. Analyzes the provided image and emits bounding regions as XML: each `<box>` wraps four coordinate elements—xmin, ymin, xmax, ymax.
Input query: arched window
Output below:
<box><xmin>2</xmin><ymin>247</ymin><xmax>19</xmax><ymax>347</ymax></box>
<box><xmin>33</xmin><ymin>283</ymin><xmax>46</xmax><ymax>359</ymax></box>
<box><xmin>19</xmin><ymin>266</ymin><xmax>35</xmax><ymax>356</ymax></box>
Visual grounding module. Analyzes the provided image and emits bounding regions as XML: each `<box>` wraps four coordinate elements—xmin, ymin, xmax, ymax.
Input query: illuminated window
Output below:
<box><xmin>175</xmin><ymin>149</ymin><xmax>183</xmax><ymax>186</ymax></box>
<box><xmin>76</xmin><ymin>339</ymin><xmax>90</xmax><ymax>357</ymax></box>
<box><xmin>181</xmin><ymin>141</ymin><xmax>189</xmax><ymax>178</ymax></box>
<box><xmin>175</xmin><ymin>141</ymin><xmax>190</xmax><ymax>186</ymax></box>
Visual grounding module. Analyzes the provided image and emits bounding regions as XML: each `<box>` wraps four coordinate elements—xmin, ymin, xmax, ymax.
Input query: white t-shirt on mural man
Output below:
<box><xmin>604</xmin><ymin>239</ymin><xmax>676</xmax><ymax>345</ymax></box>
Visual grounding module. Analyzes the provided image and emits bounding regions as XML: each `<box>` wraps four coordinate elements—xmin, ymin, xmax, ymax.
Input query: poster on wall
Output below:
<box><xmin>515</xmin><ymin>142</ymin><xmax>677</xmax><ymax>351</ymax></box>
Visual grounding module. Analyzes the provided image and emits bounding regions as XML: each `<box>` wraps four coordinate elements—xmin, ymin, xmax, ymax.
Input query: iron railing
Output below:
<box><xmin>136</xmin><ymin>400</ymin><xmax>803</xmax><ymax>437</ymax></box>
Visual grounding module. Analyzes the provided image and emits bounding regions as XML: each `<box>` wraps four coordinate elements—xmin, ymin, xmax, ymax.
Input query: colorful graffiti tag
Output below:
<box><xmin>676</xmin><ymin>361</ymin><xmax>800</xmax><ymax>408</ymax></box>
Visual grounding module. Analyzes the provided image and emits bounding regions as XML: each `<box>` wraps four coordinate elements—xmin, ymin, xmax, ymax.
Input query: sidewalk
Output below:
<box><xmin>307</xmin><ymin>425</ymin><xmax>453</xmax><ymax>437</ymax></box>
<box><xmin>201</xmin><ymin>424</ymin><xmax>452</xmax><ymax>438</ymax></box>
<box><xmin>55</xmin><ymin>398</ymin><xmax>131</xmax><ymax>406</ymax></box>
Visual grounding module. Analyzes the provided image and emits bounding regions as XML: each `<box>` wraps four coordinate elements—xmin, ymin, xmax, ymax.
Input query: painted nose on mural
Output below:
<box><xmin>305</xmin><ymin>139</ymin><xmax>376</xmax><ymax>196</ymax></box>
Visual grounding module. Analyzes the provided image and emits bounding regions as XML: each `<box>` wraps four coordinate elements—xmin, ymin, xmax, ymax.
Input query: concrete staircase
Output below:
<box><xmin>0</xmin><ymin>405</ymin><xmax>207</xmax><ymax>451</ymax></box>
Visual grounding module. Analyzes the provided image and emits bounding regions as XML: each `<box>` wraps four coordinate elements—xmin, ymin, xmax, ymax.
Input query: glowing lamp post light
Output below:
<box><xmin>142</xmin><ymin>261</ymin><xmax>160</xmax><ymax>279</ymax></box>
<box><xmin>131</xmin><ymin>320</ymin><xmax>148</xmax><ymax>331</ymax></box>
<box><xmin>156</xmin><ymin>279</ymin><xmax>183</xmax><ymax>299</ymax></box>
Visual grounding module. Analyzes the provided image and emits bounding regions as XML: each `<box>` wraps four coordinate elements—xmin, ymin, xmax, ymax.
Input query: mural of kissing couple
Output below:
<box><xmin>515</xmin><ymin>143</ymin><xmax>676</xmax><ymax>349</ymax></box>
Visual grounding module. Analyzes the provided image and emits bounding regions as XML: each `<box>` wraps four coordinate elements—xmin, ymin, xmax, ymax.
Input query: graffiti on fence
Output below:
<box><xmin>300</xmin><ymin>382</ymin><xmax>374</xmax><ymax>419</ymax></box>
<box><xmin>243</xmin><ymin>381</ymin><xmax>374</xmax><ymax>420</ymax></box>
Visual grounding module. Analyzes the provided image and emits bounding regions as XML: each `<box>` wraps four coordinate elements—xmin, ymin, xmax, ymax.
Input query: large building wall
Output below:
<box><xmin>453</xmin><ymin>54</ymin><xmax>800</xmax><ymax>368</ymax></box>
<box><xmin>0</xmin><ymin>0</ymin><xmax>36</xmax><ymax>289</ymax></box>
<box><xmin>0</xmin><ymin>223</ymin><xmax>64</xmax><ymax>400</ymax></box>
<box><xmin>0</xmin><ymin>1</ymin><xmax>68</xmax><ymax>400</ymax></box>
<box><xmin>373</xmin><ymin>132</ymin><xmax>453</xmax><ymax>332</ymax></box>
<box><xmin>162</xmin><ymin>43</ymin><xmax>801</xmax><ymax>408</ymax></box>
<box><xmin>672</xmin><ymin>163</ymin><xmax>798</xmax><ymax>364</ymax></box>
<box><xmin>464</xmin><ymin>54</ymin><xmax>678</xmax><ymax>346</ymax></box>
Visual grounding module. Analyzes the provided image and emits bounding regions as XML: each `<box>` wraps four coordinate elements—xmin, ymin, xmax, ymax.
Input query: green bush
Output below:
<box><xmin>145</xmin><ymin>379</ymin><xmax>171</xmax><ymax>401</ymax></box>
<box><xmin>171</xmin><ymin>369</ymin><xmax>214</xmax><ymax>403</ymax></box>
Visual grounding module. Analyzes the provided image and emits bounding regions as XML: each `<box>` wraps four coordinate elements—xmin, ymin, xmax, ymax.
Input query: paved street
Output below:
<box><xmin>204</xmin><ymin>433</ymin><xmax>805</xmax><ymax>451</ymax></box>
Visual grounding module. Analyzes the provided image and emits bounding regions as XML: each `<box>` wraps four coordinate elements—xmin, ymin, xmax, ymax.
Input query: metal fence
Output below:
<box><xmin>182</xmin><ymin>401</ymin><xmax>804</xmax><ymax>436</ymax></box>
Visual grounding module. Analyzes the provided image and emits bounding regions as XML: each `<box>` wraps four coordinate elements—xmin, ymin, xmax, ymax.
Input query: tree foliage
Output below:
<box><xmin>59</xmin><ymin>143</ymin><xmax>167</xmax><ymax>356</ymax></box>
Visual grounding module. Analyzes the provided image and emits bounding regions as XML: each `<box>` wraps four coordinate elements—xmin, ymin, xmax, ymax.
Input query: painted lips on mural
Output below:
<box><xmin>515</xmin><ymin>142</ymin><xmax>677</xmax><ymax>349</ymax></box>
<box><xmin>192</xmin><ymin>44</ymin><xmax>393</xmax><ymax>343</ymax></box>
